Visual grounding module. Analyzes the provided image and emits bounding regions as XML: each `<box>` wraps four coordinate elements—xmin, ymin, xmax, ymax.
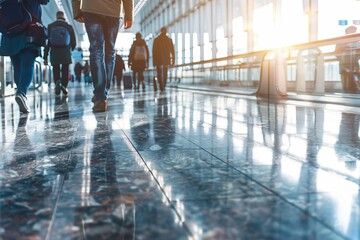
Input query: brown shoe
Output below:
<box><xmin>92</xmin><ymin>100</ymin><xmax>108</xmax><ymax>112</ymax></box>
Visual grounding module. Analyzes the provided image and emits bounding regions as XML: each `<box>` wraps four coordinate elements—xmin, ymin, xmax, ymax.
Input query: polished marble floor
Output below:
<box><xmin>0</xmin><ymin>81</ymin><xmax>359</xmax><ymax>240</ymax></box>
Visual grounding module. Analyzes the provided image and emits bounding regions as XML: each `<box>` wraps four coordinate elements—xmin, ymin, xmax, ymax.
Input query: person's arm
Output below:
<box><xmin>169</xmin><ymin>38</ymin><xmax>175</xmax><ymax>66</ymax></box>
<box><xmin>70</xmin><ymin>26</ymin><xmax>77</xmax><ymax>51</ymax></box>
<box><xmin>145</xmin><ymin>44</ymin><xmax>150</xmax><ymax>68</ymax></box>
<box><xmin>152</xmin><ymin>40</ymin><xmax>157</xmax><ymax>67</ymax></box>
<box><xmin>43</xmin><ymin>26</ymin><xmax>50</xmax><ymax>65</ymax></box>
<box><xmin>122</xmin><ymin>0</ymin><xmax>134</xmax><ymax>29</ymax></box>
<box><xmin>72</xmin><ymin>0</ymin><xmax>83</xmax><ymax>22</ymax></box>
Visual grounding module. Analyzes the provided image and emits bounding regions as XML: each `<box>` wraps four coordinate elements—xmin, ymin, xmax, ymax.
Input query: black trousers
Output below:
<box><xmin>156</xmin><ymin>65</ymin><xmax>168</xmax><ymax>91</ymax></box>
<box><xmin>132</xmin><ymin>70</ymin><xmax>145</xmax><ymax>89</ymax></box>
<box><xmin>53</xmin><ymin>64</ymin><xmax>69</xmax><ymax>87</ymax></box>
<box><xmin>340</xmin><ymin>71</ymin><xmax>359</xmax><ymax>93</ymax></box>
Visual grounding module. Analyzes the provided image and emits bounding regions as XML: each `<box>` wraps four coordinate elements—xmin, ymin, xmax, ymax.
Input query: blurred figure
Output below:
<box><xmin>128</xmin><ymin>32</ymin><xmax>149</xmax><ymax>90</ymax></box>
<box><xmin>44</xmin><ymin>11</ymin><xmax>77</xmax><ymax>96</ymax></box>
<box><xmin>152</xmin><ymin>27</ymin><xmax>175</xmax><ymax>92</ymax></box>
<box><xmin>335</xmin><ymin>26</ymin><xmax>360</xmax><ymax>93</ymax></box>
<box><xmin>74</xmin><ymin>62</ymin><xmax>83</xmax><ymax>82</ymax></box>
<box><xmin>72</xmin><ymin>46</ymin><xmax>83</xmax><ymax>64</ymax></box>
<box><xmin>0</xmin><ymin>0</ymin><xmax>49</xmax><ymax>113</ymax></box>
<box><xmin>72</xmin><ymin>0</ymin><xmax>134</xmax><ymax>112</ymax></box>
<box><xmin>83</xmin><ymin>60</ymin><xmax>91</xmax><ymax>84</ymax></box>
<box><xmin>114</xmin><ymin>53</ymin><xmax>126</xmax><ymax>87</ymax></box>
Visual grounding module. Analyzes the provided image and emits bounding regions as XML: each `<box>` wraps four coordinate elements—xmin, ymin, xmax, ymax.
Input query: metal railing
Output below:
<box><xmin>144</xmin><ymin>33</ymin><xmax>360</xmax><ymax>97</ymax></box>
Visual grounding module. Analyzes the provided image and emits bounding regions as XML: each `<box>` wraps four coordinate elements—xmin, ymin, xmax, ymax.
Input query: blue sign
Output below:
<box><xmin>339</xmin><ymin>20</ymin><xmax>348</xmax><ymax>26</ymax></box>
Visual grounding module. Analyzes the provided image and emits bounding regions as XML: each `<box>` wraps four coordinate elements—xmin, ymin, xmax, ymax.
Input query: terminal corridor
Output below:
<box><xmin>0</xmin><ymin>83</ymin><xmax>359</xmax><ymax>239</ymax></box>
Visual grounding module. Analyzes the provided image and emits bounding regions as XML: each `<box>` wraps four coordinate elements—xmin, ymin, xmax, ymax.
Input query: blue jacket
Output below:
<box><xmin>0</xmin><ymin>0</ymin><xmax>49</xmax><ymax>57</ymax></box>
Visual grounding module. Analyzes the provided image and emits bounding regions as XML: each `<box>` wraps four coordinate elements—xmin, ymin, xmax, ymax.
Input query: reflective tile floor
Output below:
<box><xmin>0</xmin><ymin>82</ymin><xmax>359</xmax><ymax>240</ymax></box>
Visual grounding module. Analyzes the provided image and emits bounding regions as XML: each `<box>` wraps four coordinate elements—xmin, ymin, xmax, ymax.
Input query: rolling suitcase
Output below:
<box><xmin>123</xmin><ymin>74</ymin><xmax>133</xmax><ymax>90</ymax></box>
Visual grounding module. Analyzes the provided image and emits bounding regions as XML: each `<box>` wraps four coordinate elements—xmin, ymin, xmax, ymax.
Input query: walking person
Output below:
<box><xmin>0</xmin><ymin>0</ymin><xmax>49</xmax><ymax>113</ymax></box>
<box><xmin>83</xmin><ymin>60</ymin><xmax>91</xmax><ymax>84</ymax></box>
<box><xmin>74</xmin><ymin>62</ymin><xmax>83</xmax><ymax>82</ymax></box>
<box><xmin>72</xmin><ymin>0</ymin><xmax>134</xmax><ymax>112</ymax></box>
<box><xmin>152</xmin><ymin>27</ymin><xmax>175</xmax><ymax>92</ymax></box>
<box><xmin>128</xmin><ymin>32</ymin><xmax>149</xmax><ymax>91</ymax></box>
<box><xmin>44</xmin><ymin>11</ymin><xmax>77</xmax><ymax>96</ymax></box>
<box><xmin>114</xmin><ymin>53</ymin><xmax>126</xmax><ymax>87</ymax></box>
<box><xmin>335</xmin><ymin>25</ymin><xmax>360</xmax><ymax>93</ymax></box>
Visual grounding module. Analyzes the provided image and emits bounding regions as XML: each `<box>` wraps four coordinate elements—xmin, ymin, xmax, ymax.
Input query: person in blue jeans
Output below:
<box><xmin>72</xmin><ymin>0</ymin><xmax>133</xmax><ymax>112</ymax></box>
<box><xmin>0</xmin><ymin>0</ymin><xmax>49</xmax><ymax>113</ymax></box>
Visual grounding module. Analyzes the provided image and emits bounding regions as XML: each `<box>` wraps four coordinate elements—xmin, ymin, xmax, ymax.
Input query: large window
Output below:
<box><xmin>318</xmin><ymin>0</ymin><xmax>360</xmax><ymax>39</ymax></box>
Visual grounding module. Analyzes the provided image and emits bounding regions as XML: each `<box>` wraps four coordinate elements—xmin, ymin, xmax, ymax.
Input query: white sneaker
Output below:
<box><xmin>15</xmin><ymin>93</ymin><xmax>30</xmax><ymax>113</ymax></box>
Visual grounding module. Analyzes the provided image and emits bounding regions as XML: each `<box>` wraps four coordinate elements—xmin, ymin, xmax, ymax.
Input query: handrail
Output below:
<box><xmin>168</xmin><ymin>33</ymin><xmax>360</xmax><ymax>69</ymax></box>
<box><xmin>30</xmin><ymin>60</ymin><xmax>43</xmax><ymax>90</ymax></box>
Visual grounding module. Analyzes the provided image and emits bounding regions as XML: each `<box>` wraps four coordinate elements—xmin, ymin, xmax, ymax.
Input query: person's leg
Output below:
<box><xmin>61</xmin><ymin>64</ymin><xmax>69</xmax><ymax>87</ymax></box>
<box><xmin>61</xmin><ymin>64</ymin><xmax>70</xmax><ymax>95</ymax></box>
<box><xmin>11</xmin><ymin>48</ymin><xmax>37</xmax><ymax>95</ymax></box>
<box><xmin>133</xmin><ymin>71</ymin><xmax>137</xmax><ymax>89</ymax></box>
<box><xmin>52</xmin><ymin>64</ymin><xmax>61</xmax><ymax>95</ymax></box>
<box><xmin>116</xmin><ymin>75</ymin><xmax>121</xmax><ymax>86</ymax></box>
<box><xmin>342</xmin><ymin>72</ymin><xmax>351</xmax><ymax>92</ymax></box>
<box><xmin>163</xmin><ymin>66</ymin><xmax>168</xmax><ymax>89</ymax></box>
<box><xmin>157</xmin><ymin>66</ymin><xmax>164</xmax><ymax>91</ymax></box>
<box><xmin>10</xmin><ymin>48</ymin><xmax>37</xmax><ymax>112</ymax></box>
<box><xmin>84</xmin><ymin>13</ymin><xmax>107</xmax><ymax>102</ymax></box>
<box><xmin>52</xmin><ymin>64</ymin><xmax>60</xmax><ymax>83</ymax></box>
<box><xmin>10</xmin><ymin>54</ymin><xmax>21</xmax><ymax>88</ymax></box>
<box><xmin>104</xmin><ymin>16</ymin><xmax>120</xmax><ymax>93</ymax></box>
<box><xmin>139</xmin><ymin>70</ymin><xmax>145</xmax><ymax>90</ymax></box>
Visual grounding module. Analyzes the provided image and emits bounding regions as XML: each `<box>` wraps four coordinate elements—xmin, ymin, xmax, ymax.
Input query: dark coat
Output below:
<box><xmin>114</xmin><ymin>54</ymin><xmax>125</xmax><ymax>75</ymax></box>
<box><xmin>129</xmin><ymin>39</ymin><xmax>149</xmax><ymax>71</ymax></box>
<box><xmin>0</xmin><ymin>0</ymin><xmax>49</xmax><ymax>57</ymax></box>
<box><xmin>43</xmin><ymin>19</ymin><xmax>76</xmax><ymax>65</ymax></box>
<box><xmin>335</xmin><ymin>42</ymin><xmax>360</xmax><ymax>74</ymax></box>
<box><xmin>152</xmin><ymin>33</ymin><xmax>175</xmax><ymax>67</ymax></box>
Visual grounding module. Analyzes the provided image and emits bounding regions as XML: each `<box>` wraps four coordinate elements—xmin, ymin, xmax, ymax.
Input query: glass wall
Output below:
<box><xmin>139</xmin><ymin>0</ymin><xmax>360</xmax><ymax>91</ymax></box>
<box><xmin>140</xmin><ymin>0</ymin><xmax>360</xmax><ymax>63</ymax></box>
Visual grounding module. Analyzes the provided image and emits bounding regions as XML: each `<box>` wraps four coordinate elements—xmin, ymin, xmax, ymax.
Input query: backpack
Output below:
<box><xmin>0</xmin><ymin>0</ymin><xmax>32</xmax><ymax>37</ymax></box>
<box><xmin>133</xmin><ymin>45</ymin><xmax>147</xmax><ymax>61</ymax></box>
<box><xmin>49</xmin><ymin>25</ymin><xmax>70</xmax><ymax>47</ymax></box>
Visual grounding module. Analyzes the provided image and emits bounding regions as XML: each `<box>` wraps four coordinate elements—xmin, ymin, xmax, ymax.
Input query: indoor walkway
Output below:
<box><xmin>0</xmin><ymin>82</ymin><xmax>359</xmax><ymax>240</ymax></box>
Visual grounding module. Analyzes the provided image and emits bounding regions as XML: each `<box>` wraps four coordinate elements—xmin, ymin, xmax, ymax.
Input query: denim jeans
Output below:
<box><xmin>83</xmin><ymin>12</ymin><xmax>120</xmax><ymax>100</ymax></box>
<box><xmin>11</xmin><ymin>48</ymin><xmax>38</xmax><ymax>96</ymax></box>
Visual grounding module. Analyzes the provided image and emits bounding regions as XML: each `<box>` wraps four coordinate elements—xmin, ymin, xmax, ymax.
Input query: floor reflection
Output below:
<box><xmin>0</xmin><ymin>84</ymin><xmax>359</xmax><ymax>239</ymax></box>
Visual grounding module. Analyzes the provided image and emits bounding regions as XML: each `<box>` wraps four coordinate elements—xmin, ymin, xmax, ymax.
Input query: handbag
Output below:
<box><xmin>26</xmin><ymin>21</ymin><xmax>48</xmax><ymax>47</ymax></box>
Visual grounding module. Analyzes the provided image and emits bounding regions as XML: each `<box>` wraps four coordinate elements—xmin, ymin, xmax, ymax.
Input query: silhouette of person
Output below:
<box><xmin>72</xmin><ymin>0</ymin><xmax>134</xmax><ymax>112</ymax></box>
<box><xmin>0</xmin><ymin>0</ymin><xmax>49</xmax><ymax>113</ymax></box>
<box><xmin>335</xmin><ymin>26</ymin><xmax>360</xmax><ymax>93</ymax></box>
<box><xmin>152</xmin><ymin>27</ymin><xmax>175</xmax><ymax>92</ymax></box>
<box><xmin>128</xmin><ymin>32</ymin><xmax>149</xmax><ymax>91</ymax></box>
<box><xmin>44</xmin><ymin>11</ymin><xmax>77</xmax><ymax>96</ymax></box>
<box><xmin>114</xmin><ymin>53</ymin><xmax>126</xmax><ymax>87</ymax></box>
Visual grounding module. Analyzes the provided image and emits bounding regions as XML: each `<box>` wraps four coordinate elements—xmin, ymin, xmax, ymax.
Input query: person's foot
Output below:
<box><xmin>92</xmin><ymin>100</ymin><xmax>108</xmax><ymax>112</ymax></box>
<box><xmin>15</xmin><ymin>93</ymin><xmax>30</xmax><ymax>113</ymax></box>
<box><xmin>55</xmin><ymin>80</ymin><xmax>61</xmax><ymax>95</ymax></box>
<box><xmin>61</xmin><ymin>86</ymin><xmax>68</xmax><ymax>95</ymax></box>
